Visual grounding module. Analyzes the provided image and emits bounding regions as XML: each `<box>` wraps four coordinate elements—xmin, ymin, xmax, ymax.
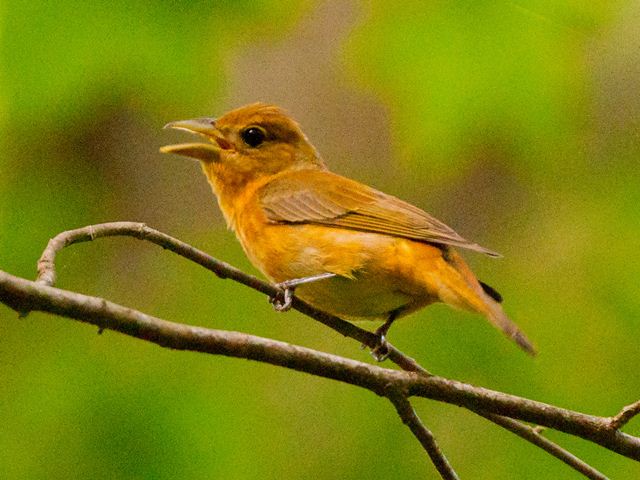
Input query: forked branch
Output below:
<box><xmin>1</xmin><ymin>222</ymin><xmax>638</xmax><ymax>479</ymax></box>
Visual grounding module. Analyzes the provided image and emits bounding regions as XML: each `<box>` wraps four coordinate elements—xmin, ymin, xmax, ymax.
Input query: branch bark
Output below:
<box><xmin>474</xmin><ymin>411</ymin><xmax>609</xmax><ymax>480</ymax></box>
<box><xmin>35</xmin><ymin>221</ymin><xmax>426</xmax><ymax>374</ymax></box>
<box><xmin>1</xmin><ymin>222</ymin><xmax>637</xmax><ymax>478</ymax></box>
<box><xmin>389</xmin><ymin>392</ymin><xmax>460</xmax><ymax>480</ymax></box>
<box><xmin>609</xmin><ymin>401</ymin><xmax>640</xmax><ymax>431</ymax></box>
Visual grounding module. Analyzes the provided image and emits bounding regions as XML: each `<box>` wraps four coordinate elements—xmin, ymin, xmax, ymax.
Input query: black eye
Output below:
<box><xmin>241</xmin><ymin>127</ymin><xmax>266</xmax><ymax>147</ymax></box>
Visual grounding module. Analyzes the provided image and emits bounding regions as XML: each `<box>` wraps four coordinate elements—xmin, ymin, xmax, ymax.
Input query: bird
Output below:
<box><xmin>160</xmin><ymin>103</ymin><xmax>535</xmax><ymax>358</ymax></box>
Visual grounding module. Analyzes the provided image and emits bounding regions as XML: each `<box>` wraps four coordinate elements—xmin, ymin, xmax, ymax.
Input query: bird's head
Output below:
<box><xmin>161</xmin><ymin>103</ymin><xmax>325</xmax><ymax>195</ymax></box>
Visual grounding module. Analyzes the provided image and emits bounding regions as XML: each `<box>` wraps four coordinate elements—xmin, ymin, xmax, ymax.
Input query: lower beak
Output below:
<box><xmin>160</xmin><ymin>117</ymin><xmax>225</xmax><ymax>163</ymax></box>
<box><xmin>159</xmin><ymin>142</ymin><xmax>220</xmax><ymax>163</ymax></box>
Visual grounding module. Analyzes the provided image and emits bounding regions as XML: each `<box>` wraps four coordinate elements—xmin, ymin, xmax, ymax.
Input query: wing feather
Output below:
<box><xmin>259</xmin><ymin>170</ymin><xmax>500</xmax><ymax>257</ymax></box>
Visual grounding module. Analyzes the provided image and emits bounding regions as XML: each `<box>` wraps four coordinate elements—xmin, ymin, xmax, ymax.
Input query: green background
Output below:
<box><xmin>1</xmin><ymin>1</ymin><xmax>639</xmax><ymax>478</ymax></box>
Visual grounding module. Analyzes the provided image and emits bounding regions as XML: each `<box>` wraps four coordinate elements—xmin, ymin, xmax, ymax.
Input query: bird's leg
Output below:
<box><xmin>370</xmin><ymin>310</ymin><xmax>400</xmax><ymax>362</ymax></box>
<box><xmin>270</xmin><ymin>272</ymin><xmax>337</xmax><ymax>312</ymax></box>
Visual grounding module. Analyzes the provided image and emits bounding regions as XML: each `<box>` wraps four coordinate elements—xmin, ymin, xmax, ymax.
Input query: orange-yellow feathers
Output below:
<box><xmin>161</xmin><ymin>103</ymin><xmax>535</xmax><ymax>355</ymax></box>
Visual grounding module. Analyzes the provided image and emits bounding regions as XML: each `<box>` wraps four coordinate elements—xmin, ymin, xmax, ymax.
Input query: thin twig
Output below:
<box><xmin>1</xmin><ymin>269</ymin><xmax>639</xmax><ymax>464</ymax></box>
<box><xmin>389</xmin><ymin>392</ymin><xmax>460</xmax><ymax>480</ymax></box>
<box><xmin>475</xmin><ymin>411</ymin><xmax>609</xmax><ymax>480</ymax></box>
<box><xmin>609</xmin><ymin>400</ymin><xmax>640</xmax><ymax>431</ymax></box>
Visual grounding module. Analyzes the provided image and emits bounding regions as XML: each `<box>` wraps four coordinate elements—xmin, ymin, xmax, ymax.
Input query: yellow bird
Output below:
<box><xmin>161</xmin><ymin>103</ymin><xmax>535</xmax><ymax>357</ymax></box>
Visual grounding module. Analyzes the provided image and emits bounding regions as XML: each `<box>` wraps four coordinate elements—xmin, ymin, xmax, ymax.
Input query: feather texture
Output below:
<box><xmin>259</xmin><ymin>169</ymin><xmax>500</xmax><ymax>257</ymax></box>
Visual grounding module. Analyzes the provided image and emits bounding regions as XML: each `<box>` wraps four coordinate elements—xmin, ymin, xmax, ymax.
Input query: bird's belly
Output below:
<box><xmin>236</xmin><ymin>222</ymin><xmax>437</xmax><ymax>320</ymax></box>
<box><xmin>294</xmin><ymin>274</ymin><xmax>414</xmax><ymax>319</ymax></box>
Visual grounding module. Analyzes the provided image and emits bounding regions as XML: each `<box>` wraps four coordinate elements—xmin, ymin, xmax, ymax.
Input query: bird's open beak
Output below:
<box><xmin>160</xmin><ymin>117</ymin><xmax>230</xmax><ymax>163</ymax></box>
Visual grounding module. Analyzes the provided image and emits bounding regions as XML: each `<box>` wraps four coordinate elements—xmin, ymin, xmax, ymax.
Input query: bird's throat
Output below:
<box><xmin>199</xmin><ymin>161</ymin><xmax>265</xmax><ymax>231</ymax></box>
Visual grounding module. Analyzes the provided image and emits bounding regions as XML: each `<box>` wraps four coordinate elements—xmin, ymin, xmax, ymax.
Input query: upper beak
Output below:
<box><xmin>163</xmin><ymin>117</ymin><xmax>217</xmax><ymax>137</ymax></box>
<box><xmin>160</xmin><ymin>117</ymin><xmax>228</xmax><ymax>163</ymax></box>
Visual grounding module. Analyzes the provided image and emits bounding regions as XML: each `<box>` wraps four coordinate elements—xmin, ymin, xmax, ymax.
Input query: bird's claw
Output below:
<box><xmin>270</xmin><ymin>284</ymin><xmax>294</xmax><ymax>312</ymax></box>
<box><xmin>369</xmin><ymin>334</ymin><xmax>390</xmax><ymax>362</ymax></box>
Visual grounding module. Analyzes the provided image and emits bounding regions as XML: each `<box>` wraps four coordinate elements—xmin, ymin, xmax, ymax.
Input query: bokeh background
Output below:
<box><xmin>1</xmin><ymin>1</ymin><xmax>639</xmax><ymax>478</ymax></box>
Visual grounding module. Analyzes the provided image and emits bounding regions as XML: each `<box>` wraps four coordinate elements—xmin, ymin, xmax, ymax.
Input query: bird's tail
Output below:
<box><xmin>441</xmin><ymin>250</ymin><xmax>536</xmax><ymax>356</ymax></box>
<box><xmin>481</xmin><ymin>296</ymin><xmax>536</xmax><ymax>355</ymax></box>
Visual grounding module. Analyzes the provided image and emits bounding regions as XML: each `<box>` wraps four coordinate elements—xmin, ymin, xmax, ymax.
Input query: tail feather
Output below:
<box><xmin>484</xmin><ymin>300</ymin><xmax>536</xmax><ymax>356</ymax></box>
<box><xmin>479</xmin><ymin>280</ymin><xmax>503</xmax><ymax>303</ymax></box>
<box><xmin>442</xmin><ymin>250</ymin><xmax>536</xmax><ymax>356</ymax></box>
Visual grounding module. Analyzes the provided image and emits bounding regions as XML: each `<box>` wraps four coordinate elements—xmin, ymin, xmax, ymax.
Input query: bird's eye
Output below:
<box><xmin>241</xmin><ymin>127</ymin><xmax>266</xmax><ymax>147</ymax></box>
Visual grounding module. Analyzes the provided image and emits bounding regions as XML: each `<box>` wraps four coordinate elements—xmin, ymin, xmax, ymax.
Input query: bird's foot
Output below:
<box><xmin>269</xmin><ymin>273</ymin><xmax>337</xmax><ymax>313</ymax></box>
<box><xmin>369</xmin><ymin>334</ymin><xmax>390</xmax><ymax>362</ymax></box>
<box><xmin>270</xmin><ymin>283</ymin><xmax>295</xmax><ymax>312</ymax></box>
<box><xmin>366</xmin><ymin>314</ymin><xmax>397</xmax><ymax>362</ymax></box>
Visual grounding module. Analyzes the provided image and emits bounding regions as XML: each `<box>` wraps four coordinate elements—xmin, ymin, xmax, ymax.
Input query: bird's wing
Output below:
<box><xmin>258</xmin><ymin>170</ymin><xmax>500</xmax><ymax>257</ymax></box>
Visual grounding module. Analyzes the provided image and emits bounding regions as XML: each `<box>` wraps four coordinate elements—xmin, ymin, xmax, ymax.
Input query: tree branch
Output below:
<box><xmin>3</xmin><ymin>268</ymin><xmax>635</xmax><ymax>468</ymax></box>
<box><xmin>474</xmin><ymin>411</ymin><xmax>609</xmax><ymax>480</ymax></box>
<box><xmin>1</xmin><ymin>222</ymin><xmax>637</xmax><ymax>477</ymax></box>
<box><xmin>389</xmin><ymin>392</ymin><xmax>460</xmax><ymax>480</ymax></box>
<box><xmin>35</xmin><ymin>221</ymin><xmax>427</xmax><ymax>374</ymax></box>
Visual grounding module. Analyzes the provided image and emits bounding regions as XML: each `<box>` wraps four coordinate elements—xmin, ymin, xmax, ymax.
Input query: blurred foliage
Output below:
<box><xmin>1</xmin><ymin>1</ymin><xmax>639</xmax><ymax>479</ymax></box>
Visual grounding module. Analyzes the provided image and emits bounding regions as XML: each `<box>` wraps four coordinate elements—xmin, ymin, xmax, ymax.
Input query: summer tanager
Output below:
<box><xmin>160</xmin><ymin>103</ymin><xmax>535</xmax><ymax>356</ymax></box>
